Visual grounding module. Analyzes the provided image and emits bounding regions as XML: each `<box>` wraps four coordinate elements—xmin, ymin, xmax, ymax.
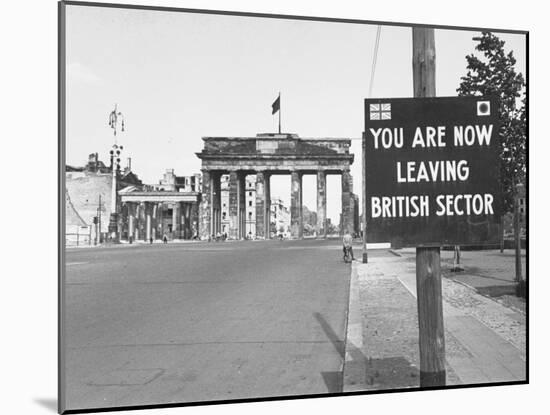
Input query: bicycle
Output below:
<box><xmin>343</xmin><ymin>246</ymin><xmax>353</xmax><ymax>263</ymax></box>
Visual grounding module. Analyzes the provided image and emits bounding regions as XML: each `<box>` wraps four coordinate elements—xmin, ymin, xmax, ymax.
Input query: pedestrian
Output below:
<box><xmin>163</xmin><ymin>234</ymin><xmax>168</xmax><ymax>244</ymax></box>
<box><xmin>342</xmin><ymin>232</ymin><xmax>355</xmax><ymax>261</ymax></box>
<box><xmin>149</xmin><ymin>236</ymin><xmax>153</xmax><ymax>244</ymax></box>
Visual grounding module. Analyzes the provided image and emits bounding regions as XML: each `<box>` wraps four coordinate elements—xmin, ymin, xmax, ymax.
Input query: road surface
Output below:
<box><xmin>63</xmin><ymin>239</ymin><xmax>382</xmax><ymax>410</ymax></box>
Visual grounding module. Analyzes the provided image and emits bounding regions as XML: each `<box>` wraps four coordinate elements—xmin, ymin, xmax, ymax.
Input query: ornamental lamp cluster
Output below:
<box><xmin>110</xmin><ymin>144</ymin><xmax>124</xmax><ymax>173</ymax></box>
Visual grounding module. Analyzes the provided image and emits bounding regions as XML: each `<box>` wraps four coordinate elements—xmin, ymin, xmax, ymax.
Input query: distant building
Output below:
<box><xmin>157</xmin><ymin>169</ymin><xmax>202</xmax><ymax>193</ymax></box>
<box><xmin>271</xmin><ymin>197</ymin><xmax>290</xmax><ymax>237</ymax></box>
<box><xmin>220</xmin><ymin>175</ymin><xmax>256</xmax><ymax>237</ymax></box>
<box><xmin>302</xmin><ymin>206</ymin><xmax>318</xmax><ymax>236</ymax></box>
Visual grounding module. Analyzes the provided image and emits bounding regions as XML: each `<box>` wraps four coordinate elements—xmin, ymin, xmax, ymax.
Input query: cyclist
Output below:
<box><xmin>342</xmin><ymin>233</ymin><xmax>355</xmax><ymax>262</ymax></box>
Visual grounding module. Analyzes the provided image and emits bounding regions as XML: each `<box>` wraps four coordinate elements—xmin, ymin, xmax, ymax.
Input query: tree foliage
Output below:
<box><xmin>457</xmin><ymin>31</ymin><xmax>526</xmax><ymax>212</ymax></box>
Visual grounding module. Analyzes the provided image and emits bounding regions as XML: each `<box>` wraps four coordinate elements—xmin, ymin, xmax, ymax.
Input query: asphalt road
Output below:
<box><xmin>63</xmin><ymin>239</ymin><xmax>377</xmax><ymax>410</ymax></box>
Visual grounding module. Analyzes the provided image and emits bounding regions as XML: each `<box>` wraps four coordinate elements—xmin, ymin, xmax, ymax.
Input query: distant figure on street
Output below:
<box><xmin>342</xmin><ymin>233</ymin><xmax>355</xmax><ymax>261</ymax></box>
<box><xmin>149</xmin><ymin>236</ymin><xmax>153</xmax><ymax>244</ymax></box>
<box><xmin>163</xmin><ymin>234</ymin><xmax>168</xmax><ymax>244</ymax></box>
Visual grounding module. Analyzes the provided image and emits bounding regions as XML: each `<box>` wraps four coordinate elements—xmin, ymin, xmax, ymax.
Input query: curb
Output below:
<box><xmin>342</xmin><ymin>262</ymin><xmax>369</xmax><ymax>392</ymax></box>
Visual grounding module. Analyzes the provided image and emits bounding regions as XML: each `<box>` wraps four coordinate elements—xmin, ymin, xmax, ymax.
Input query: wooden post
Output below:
<box><xmin>412</xmin><ymin>26</ymin><xmax>446</xmax><ymax>387</ymax></box>
<box><xmin>416</xmin><ymin>247</ymin><xmax>446</xmax><ymax>386</ymax></box>
<box><xmin>412</xmin><ymin>27</ymin><xmax>436</xmax><ymax>98</ymax></box>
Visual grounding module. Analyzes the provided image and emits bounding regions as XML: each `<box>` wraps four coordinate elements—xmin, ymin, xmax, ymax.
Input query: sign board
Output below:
<box><xmin>364</xmin><ymin>96</ymin><xmax>501</xmax><ymax>247</ymax></box>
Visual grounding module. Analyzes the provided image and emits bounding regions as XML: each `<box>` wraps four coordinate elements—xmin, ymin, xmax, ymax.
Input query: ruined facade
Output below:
<box><xmin>65</xmin><ymin>153</ymin><xmax>143</xmax><ymax>240</ymax></box>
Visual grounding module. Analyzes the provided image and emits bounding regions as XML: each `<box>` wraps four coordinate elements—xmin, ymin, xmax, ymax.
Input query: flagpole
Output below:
<box><xmin>278</xmin><ymin>92</ymin><xmax>281</xmax><ymax>134</ymax></box>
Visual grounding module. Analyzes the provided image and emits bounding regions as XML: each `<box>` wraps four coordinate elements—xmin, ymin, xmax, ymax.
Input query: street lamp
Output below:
<box><xmin>107</xmin><ymin>104</ymin><xmax>125</xmax><ymax>242</ymax></box>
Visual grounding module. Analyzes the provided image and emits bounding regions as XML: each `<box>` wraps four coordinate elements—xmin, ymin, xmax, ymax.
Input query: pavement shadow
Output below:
<box><xmin>321</xmin><ymin>371</ymin><xmax>343</xmax><ymax>393</ymax></box>
<box><xmin>314</xmin><ymin>312</ymin><xmax>346</xmax><ymax>393</ymax></box>
<box><xmin>34</xmin><ymin>398</ymin><xmax>57</xmax><ymax>412</ymax></box>
<box><xmin>313</xmin><ymin>312</ymin><xmax>345</xmax><ymax>359</ymax></box>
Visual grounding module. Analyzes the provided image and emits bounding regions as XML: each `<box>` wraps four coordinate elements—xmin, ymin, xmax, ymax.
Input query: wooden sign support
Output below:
<box><xmin>412</xmin><ymin>27</ymin><xmax>446</xmax><ymax>387</ymax></box>
<box><xmin>416</xmin><ymin>247</ymin><xmax>446</xmax><ymax>386</ymax></box>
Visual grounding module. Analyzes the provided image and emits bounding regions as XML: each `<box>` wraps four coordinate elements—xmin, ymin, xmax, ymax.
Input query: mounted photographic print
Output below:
<box><xmin>59</xmin><ymin>1</ymin><xmax>528</xmax><ymax>413</ymax></box>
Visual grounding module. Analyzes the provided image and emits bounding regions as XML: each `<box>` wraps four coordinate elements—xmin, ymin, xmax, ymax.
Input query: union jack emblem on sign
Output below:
<box><xmin>369</xmin><ymin>103</ymin><xmax>391</xmax><ymax>120</ymax></box>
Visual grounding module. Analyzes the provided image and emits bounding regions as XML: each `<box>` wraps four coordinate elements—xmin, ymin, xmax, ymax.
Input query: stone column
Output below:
<box><xmin>145</xmin><ymin>202</ymin><xmax>152</xmax><ymax>242</ymax></box>
<box><xmin>238</xmin><ymin>173</ymin><xmax>247</xmax><ymax>239</ymax></box>
<box><xmin>255</xmin><ymin>171</ymin><xmax>266</xmax><ymax>239</ymax></box>
<box><xmin>128</xmin><ymin>203</ymin><xmax>135</xmax><ymax>242</ymax></box>
<box><xmin>182</xmin><ymin>203</ymin><xmax>190</xmax><ymax>239</ymax></box>
<box><xmin>191</xmin><ymin>200</ymin><xmax>199</xmax><ymax>239</ymax></box>
<box><xmin>341</xmin><ymin>169</ymin><xmax>353</xmax><ymax>235</ymax></box>
<box><xmin>199</xmin><ymin>170</ymin><xmax>212</xmax><ymax>240</ymax></box>
<box><xmin>228</xmin><ymin>171</ymin><xmax>239</xmax><ymax>240</ymax></box>
<box><xmin>137</xmin><ymin>202</ymin><xmax>144</xmax><ymax>241</ymax></box>
<box><xmin>152</xmin><ymin>203</ymin><xmax>158</xmax><ymax>241</ymax></box>
<box><xmin>157</xmin><ymin>203</ymin><xmax>163</xmax><ymax>240</ymax></box>
<box><xmin>316</xmin><ymin>170</ymin><xmax>327</xmax><ymax>238</ymax></box>
<box><xmin>212</xmin><ymin>172</ymin><xmax>222</xmax><ymax>237</ymax></box>
<box><xmin>291</xmin><ymin>170</ymin><xmax>303</xmax><ymax>239</ymax></box>
<box><xmin>264</xmin><ymin>173</ymin><xmax>271</xmax><ymax>239</ymax></box>
<box><xmin>172</xmin><ymin>202</ymin><xmax>180</xmax><ymax>240</ymax></box>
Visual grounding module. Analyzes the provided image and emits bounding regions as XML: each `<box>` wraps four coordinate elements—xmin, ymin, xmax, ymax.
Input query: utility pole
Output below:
<box><xmin>412</xmin><ymin>27</ymin><xmax>446</xmax><ymax>387</ymax></box>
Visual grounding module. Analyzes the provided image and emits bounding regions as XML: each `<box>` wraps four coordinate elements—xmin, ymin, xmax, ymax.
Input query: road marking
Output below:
<box><xmin>66</xmin><ymin>262</ymin><xmax>89</xmax><ymax>266</ymax></box>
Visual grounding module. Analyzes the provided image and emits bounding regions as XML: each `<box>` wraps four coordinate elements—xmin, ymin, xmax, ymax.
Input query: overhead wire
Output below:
<box><xmin>368</xmin><ymin>25</ymin><xmax>382</xmax><ymax>99</ymax></box>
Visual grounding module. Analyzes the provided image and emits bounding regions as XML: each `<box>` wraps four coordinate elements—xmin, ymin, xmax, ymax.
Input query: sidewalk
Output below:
<box><xmin>343</xmin><ymin>252</ymin><xmax>526</xmax><ymax>392</ymax></box>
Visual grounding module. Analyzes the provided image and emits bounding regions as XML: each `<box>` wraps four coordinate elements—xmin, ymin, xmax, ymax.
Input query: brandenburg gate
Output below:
<box><xmin>196</xmin><ymin>133</ymin><xmax>355</xmax><ymax>240</ymax></box>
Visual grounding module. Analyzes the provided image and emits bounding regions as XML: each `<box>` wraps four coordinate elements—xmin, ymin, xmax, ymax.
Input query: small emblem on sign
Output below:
<box><xmin>370</xmin><ymin>103</ymin><xmax>391</xmax><ymax>120</ymax></box>
<box><xmin>477</xmin><ymin>101</ymin><xmax>491</xmax><ymax>116</ymax></box>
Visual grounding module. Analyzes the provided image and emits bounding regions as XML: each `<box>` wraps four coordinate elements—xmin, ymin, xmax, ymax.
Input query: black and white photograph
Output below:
<box><xmin>8</xmin><ymin>0</ymin><xmax>550</xmax><ymax>414</ymax></box>
<box><xmin>56</xmin><ymin>1</ymin><xmax>531</xmax><ymax>413</ymax></box>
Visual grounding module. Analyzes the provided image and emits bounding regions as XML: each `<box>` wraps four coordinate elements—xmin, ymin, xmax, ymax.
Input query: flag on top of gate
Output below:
<box><xmin>272</xmin><ymin>94</ymin><xmax>280</xmax><ymax>115</ymax></box>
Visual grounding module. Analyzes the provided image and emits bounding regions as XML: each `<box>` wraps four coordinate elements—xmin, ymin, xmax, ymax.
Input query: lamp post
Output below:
<box><xmin>107</xmin><ymin>104</ymin><xmax>125</xmax><ymax>242</ymax></box>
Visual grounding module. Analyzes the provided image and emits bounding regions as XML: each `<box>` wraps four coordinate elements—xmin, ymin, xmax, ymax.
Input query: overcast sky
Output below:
<box><xmin>65</xmin><ymin>4</ymin><xmax>526</xmax><ymax>223</ymax></box>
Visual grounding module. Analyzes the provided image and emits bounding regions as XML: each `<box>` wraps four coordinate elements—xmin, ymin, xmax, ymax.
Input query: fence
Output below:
<box><xmin>66</xmin><ymin>226</ymin><xmax>93</xmax><ymax>247</ymax></box>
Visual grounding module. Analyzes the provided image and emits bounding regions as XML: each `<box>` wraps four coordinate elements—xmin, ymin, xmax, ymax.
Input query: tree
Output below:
<box><xmin>457</xmin><ymin>31</ymin><xmax>526</xmax><ymax>289</ymax></box>
<box><xmin>457</xmin><ymin>31</ymin><xmax>526</xmax><ymax>210</ymax></box>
